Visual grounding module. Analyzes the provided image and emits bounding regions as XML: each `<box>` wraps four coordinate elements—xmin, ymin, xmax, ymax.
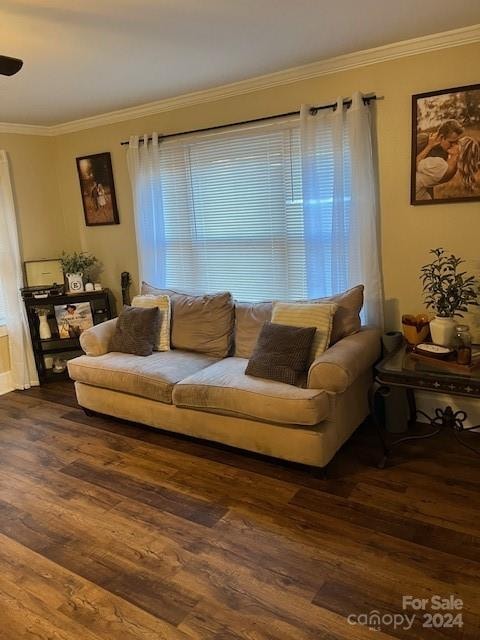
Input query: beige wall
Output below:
<box><xmin>0</xmin><ymin>133</ymin><xmax>73</xmax><ymax>261</ymax></box>
<box><xmin>0</xmin><ymin>133</ymin><xmax>72</xmax><ymax>373</ymax></box>
<box><xmin>5</xmin><ymin>41</ymin><xmax>480</xmax><ymax>332</ymax></box>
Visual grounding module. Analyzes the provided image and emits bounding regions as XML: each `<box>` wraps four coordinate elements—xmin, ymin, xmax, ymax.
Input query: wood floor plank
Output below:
<box><xmin>312</xmin><ymin>576</ymin><xmax>480</xmax><ymax>640</ymax></box>
<box><xmin>0</xmin><ymin>533</ymin><xmax>190</xmax><ymax>640</ymax></box>
<box><xmin>290</xmin><ymin>486</ymin><xmax>480</xmax><ymax>563</ymax></box>
<box><xmin>232</xmin><ymin>500</ymin><xmax>480</xmax><ymax>611</ymax></box>
<box><xmin>57</xmin><ymin>587</ymin><xmax>193</xmax><ymax>640</ymax></box>
<box><xmin>1</xmin><ymin>381</ymin><xmax>479</xmax><ymax>639</ymax></box>
<box><xmin>347</xmin><ymin>480</ymin><xmax>480</xmax><ymax>537</ymax></box>
<box><xmin>60</xmin><ymin>459</ymin><xmax>228</xmax><ymax>527</ymax></box>
<box><xmin>0</xmin><ymin>572</ymin><xmax>105</xmax><ymax>640</ymax></box>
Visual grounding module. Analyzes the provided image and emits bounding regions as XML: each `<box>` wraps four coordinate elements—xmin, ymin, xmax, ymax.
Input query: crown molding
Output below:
<box><xmin>0</xmin><ymin>121</ymin><xmax>53</xmax><ymax>136</ymax></box>
<box><xmin>3</xmin><ymin>23</ymin><xmax>480</xmax><ymax>137</ymax></box>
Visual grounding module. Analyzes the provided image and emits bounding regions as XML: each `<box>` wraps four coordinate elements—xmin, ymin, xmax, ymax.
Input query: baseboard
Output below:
<box><xmin>0</xmin><ymin>371</ymin><xmax>13</xmax><ymax>396</ymax></box>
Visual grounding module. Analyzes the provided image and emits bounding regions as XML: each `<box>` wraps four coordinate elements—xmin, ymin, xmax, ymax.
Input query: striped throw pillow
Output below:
<box><xmin>271</xmin><ymin>302</ymin><xmax>337</xmax><ymax>361</ymax></box>
<box><xmin>131</xmin><ymin>294</ymin><xmax>171</xmax><ymax>351</ymax></box>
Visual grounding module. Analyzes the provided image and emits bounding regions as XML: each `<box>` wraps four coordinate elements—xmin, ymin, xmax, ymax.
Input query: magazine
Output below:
<box><xmin>55</xmin><ymin>301</ymin><xmax>94</xmax><ymax>339</ymax></box>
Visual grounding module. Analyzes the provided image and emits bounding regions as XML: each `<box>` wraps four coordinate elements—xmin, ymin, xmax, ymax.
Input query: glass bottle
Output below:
<box><xmin>455</xmin><ymin>325</ymin><xmax>472</xmax><ymax>365</ymax></box>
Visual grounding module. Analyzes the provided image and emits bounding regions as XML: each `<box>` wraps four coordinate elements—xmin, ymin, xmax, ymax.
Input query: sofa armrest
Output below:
<box><xmin>307</xmin><ymin>327</ymin><xmax>381</xmax><ymax>392</ymax></box>
<box><xmin>79</xmin><ymin>318</ymin><xmax>117</xmax><ymax>356</ymax></box>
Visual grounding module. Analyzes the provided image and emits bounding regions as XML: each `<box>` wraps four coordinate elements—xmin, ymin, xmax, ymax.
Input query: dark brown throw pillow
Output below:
<box><xmin>245</xmin><ymin>322</ymin><xmax>316</xmax><ymax>386</ymax></box>
<box><xmin>109</xmin><ymin>305</ymin><xmax>161</xmax><ymax>356</ymax></box>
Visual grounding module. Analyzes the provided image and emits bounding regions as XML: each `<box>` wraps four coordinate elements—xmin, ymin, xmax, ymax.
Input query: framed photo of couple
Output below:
<box><xmin>411</xmin><ymin>84</ymin><xmax>480</xmax><ymax>206</ymax></box>
<box><xmin>76</xmin><ymin>152</ymin><xmax>120</xmax><ymax>225</ymax></box>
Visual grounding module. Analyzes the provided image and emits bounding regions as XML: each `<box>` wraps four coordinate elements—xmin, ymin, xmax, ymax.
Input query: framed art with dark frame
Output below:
<box><xmin>76</xmin><ymin>152</ymin><xmax>120</xmax><ymax>225</ymax></box>
<box><xmin>411</xmin><ymin>84</ymin><xmax>480</xmax><ymax>206</ymax></box>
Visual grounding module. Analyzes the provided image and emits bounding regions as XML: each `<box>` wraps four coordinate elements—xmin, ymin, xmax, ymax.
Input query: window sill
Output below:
<box><xmin>0</xmin><ymin>325</ymin><xmax>7</xmax><ymax>338</ymax></box>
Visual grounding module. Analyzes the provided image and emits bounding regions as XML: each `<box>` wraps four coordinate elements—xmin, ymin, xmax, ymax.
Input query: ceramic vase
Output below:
<box><xmin>66</xmin><ymin>272</ymin><xmax>84</xmax><ymax>293</ymax></box>
<box><xmin>429</xmin><ymin>316</ymin><xmax>456</xmax><ymax>347</ymax></box>
<box><xmin>38</xmin><ymin>314</ymin><xmax>51</xmax><ymax>340</ymax></box>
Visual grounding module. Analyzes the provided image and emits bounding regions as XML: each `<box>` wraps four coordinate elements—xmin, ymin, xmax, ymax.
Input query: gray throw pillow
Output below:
<box><xmin>245</xmin><ymin>322</ymin><xmax>316</xmax><ymax>386</ymax></box>
<box><xmin>109</xmin><ymin>305</ymin><xmax>161</xmax><ymax>356</ymax></box>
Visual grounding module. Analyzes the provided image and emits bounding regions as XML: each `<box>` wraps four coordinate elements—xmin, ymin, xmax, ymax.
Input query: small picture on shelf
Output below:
<box><xmin>55</xmin><ymin>302</ymin><xmax>93</xmax><ymax>338</ymax></box>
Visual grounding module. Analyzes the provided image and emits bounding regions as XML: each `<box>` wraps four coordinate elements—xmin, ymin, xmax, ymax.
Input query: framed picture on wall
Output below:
<box><xmin>76</xmin><ymin>152</ymin><xmax>120</xmax><ymax>225</ymax></box>
<box><xmin>411</xmin><ymin>84</ymin><xmax>480</xmax><ymax>205</ymax></box>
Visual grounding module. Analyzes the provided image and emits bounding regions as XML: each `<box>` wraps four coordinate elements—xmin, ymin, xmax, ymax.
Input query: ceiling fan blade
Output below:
<box><xmin>0</xmin><ymin>55</ymin><xmax>23</xmax><ymax>76</ymax></box>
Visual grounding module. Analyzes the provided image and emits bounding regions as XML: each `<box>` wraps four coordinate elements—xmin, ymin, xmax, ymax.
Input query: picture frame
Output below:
<box><xmin>76</xmin><ymin>152</ymin><xmax>120</xmax><ymax>225</ymax></box>
<box><xmin>24</xmin><ymin>259</ymin><xmax>64</xmax><ymax>288</ymax></box>
<box><xmin>411</xmin><ymin>84</ymin><xmax>480</xmax><ymax>205</ymax></box>
<box><xmin>54</xmin><ymin>301</ymin><xmax>94</xmax><ymax>339</ymax></box>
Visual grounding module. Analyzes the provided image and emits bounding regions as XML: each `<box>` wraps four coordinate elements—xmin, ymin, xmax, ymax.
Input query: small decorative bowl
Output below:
<box><xmin>414</xmin><ymin>343</ymin><xmax>454</xmax><ymax>359</ymax></box>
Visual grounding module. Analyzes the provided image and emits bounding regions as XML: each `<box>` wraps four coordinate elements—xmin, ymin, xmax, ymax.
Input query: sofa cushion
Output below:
<box><xmin>245</xmin><ymin>322</ymin><xmax>316</xmax><ymax>386</ymax></box>
<box><xmin>311</xmin><ymin>285</ymin><xmax>364</xmax><ymax>345</ymax></box>
<box><xmin>68</xmin><ymin>350</ymin><xmax>218</xmax><ymax>404</ymax></box>
<box><xmin>109</xmin><ymin>305</ymin><xmax>161</xmax><ymax>357</ymax></box>
<box><xmin>173</xmin><ymin>357</ymin><xmax>330</xmax><ymax>425</ymax></box>
<box><xmin>233</xmin><ymin>285</ymin><xmax>363</xmax><ymax>359</ymax></box>
<box><xmin>233</xmin><ymin>301</ymin><xmax>273</xmax><ymax>358</ymax></box>
<box><xmin>131</xmin><ymin>294</ymin><xmax>171</xmax><ymax>351</ymax></box>
<box><xmin>141</xmin><ymin>283</ymin><xmax>234</xmax><ymax>358</ymax></box>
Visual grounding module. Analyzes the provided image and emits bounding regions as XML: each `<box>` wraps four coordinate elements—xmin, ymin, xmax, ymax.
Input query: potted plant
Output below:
<box><xmin>420</xmin><ymin>248</ymin><xmax>478</xmax><ymax>346</ymax></box>
<box><xmin>60</xmin><ymin>251</ymin><xmax>98</xmax><ymax>293</ymax></box>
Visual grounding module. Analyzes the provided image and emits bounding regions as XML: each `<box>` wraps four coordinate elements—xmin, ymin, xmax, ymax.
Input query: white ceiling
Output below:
<box><xmin>1</xmin><ymin>0</ymin><xmax>480</xmax><ymax>126</ymax></box>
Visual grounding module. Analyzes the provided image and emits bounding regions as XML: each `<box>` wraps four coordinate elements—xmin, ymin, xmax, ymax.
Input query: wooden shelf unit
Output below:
<box><xmin>22</xmin><ymin>289</ymin><xmax>113</xmax><ymax>383</ymax></box>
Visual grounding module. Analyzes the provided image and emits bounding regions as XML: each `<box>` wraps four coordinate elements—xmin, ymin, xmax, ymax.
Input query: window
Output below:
<box><xmin>152</xmin><ymin>120</ymin><xmax>307</xmax><ymax>302</ymax></box>
<box><xmin>130</xmin><ymin>99</ymin><xmax>382</xmax><ymax>324</ymax></box>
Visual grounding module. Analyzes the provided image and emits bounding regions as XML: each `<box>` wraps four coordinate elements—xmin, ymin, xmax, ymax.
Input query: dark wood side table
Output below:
<box><xmin>370</xmin><ymin>345</ymin><xmax>480</xmax><ymax>468</ymax></box>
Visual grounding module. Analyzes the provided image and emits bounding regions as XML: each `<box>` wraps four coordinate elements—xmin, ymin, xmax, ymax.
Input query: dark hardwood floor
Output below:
<box><xmin>0</xmin><ymin>380</ymin><xmax>479</xmax><ymax>639</ymax></box>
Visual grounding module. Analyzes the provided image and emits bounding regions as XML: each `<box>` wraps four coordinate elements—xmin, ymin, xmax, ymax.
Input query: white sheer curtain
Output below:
<box><xmin>126</xmin><ymin>133</ymin><xmax>166</xmax><ymax>287</ymax></box>
<box><xmin>301</xmin><ymin>92</ymin><xmax>383</xmax><ymax>327</ymax></box>
<box><xmin>0</xmin><ymin>150</ymin><xmax>38</xmax><ymax>388</ymax></box>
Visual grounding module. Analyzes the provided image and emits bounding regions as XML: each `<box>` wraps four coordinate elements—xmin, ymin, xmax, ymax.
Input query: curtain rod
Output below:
<box><xmin>120</xmin><ymin>94</ymin><xmax>378</xmax><ymax>146</ymax></box>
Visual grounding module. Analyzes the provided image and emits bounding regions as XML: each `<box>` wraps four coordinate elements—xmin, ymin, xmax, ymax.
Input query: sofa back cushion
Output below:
<box><xmin>233</xmin><ymin>285</ymin><xmax>363</xmax><ymax>359</ymax></box>
<box><xmin>234</xmin><ymin>301</ymin><xmax>273</xmax><ymax>358</ymax></box>
<box><xmin>310</xmin><ymin>285</ymin><xmax>364</xmax><ymax>345</ymax></box>
<box><xmin>141</xmin><ymin>283</ymin><xmax>234</xmax><ymax>358</ymax></box>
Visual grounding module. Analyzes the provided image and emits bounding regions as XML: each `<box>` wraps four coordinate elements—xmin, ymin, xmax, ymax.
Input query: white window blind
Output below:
<box><xmin>156</xmin><ymin>120</ymin><xmax>307</xmax><ymax>302</ymax></box>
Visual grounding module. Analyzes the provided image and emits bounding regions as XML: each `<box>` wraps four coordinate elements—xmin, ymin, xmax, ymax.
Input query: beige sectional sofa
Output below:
<box><xmin>68</xmin><ymin>290</ymin><xmax>381</xmax><ymax>468</ymax></box>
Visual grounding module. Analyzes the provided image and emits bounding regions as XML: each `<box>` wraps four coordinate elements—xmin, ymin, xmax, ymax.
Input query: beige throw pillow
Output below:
<box><xmin>272</xmin><ymin>302</ymin><xmax>337</xmax><ymax>361</ymax></box>
<box><xmin>132</xmin><ymin>294</ymin><xmax>171</xmax><ymax>351</ymax></box>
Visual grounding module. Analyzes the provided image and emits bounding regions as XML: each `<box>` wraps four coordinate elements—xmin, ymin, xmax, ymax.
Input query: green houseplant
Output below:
<box><xmin>60</xmin><ymin>251</ymin><xmax>98</xmax><ymax>293</ymax></box>
<box><xmin>420</xmin><ymin>248</ymin><xmax>478</xmax><ymax>346</ymax></box>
